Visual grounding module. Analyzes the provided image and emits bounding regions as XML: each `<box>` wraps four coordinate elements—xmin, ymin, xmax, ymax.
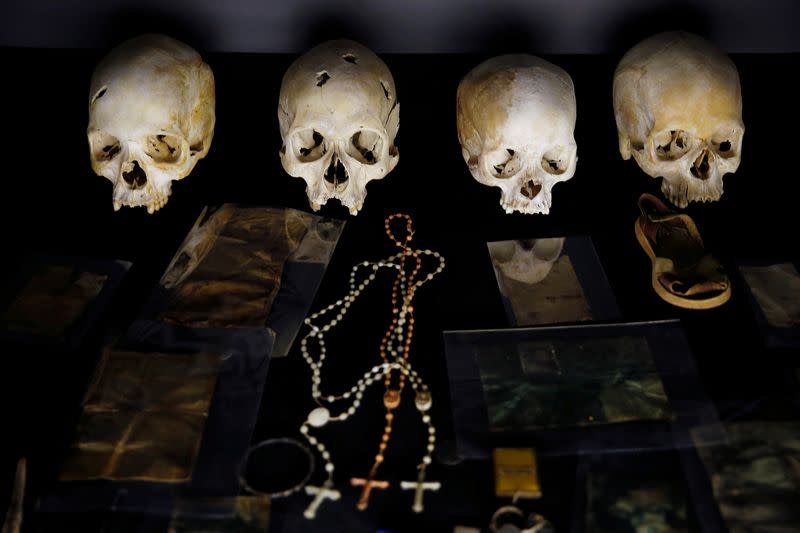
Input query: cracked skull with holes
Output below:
<box><xmin>614</xmin><ymin>32</ymin><xmax>744</xmax><ymax>208</ymax></box>
<box><xmin>88</xmin><ymin>34</ymin><xmax>215</xmax><ymax>214</ymax></box>
<box><xmin>457</xmin><ymin>55</ymin><xmax>577</xmax><ymax>215</ymax></box>
<box><xmin>278</xmin><ymin>40</ymin><xmax>400</xmax><ymax>215</ymax></box>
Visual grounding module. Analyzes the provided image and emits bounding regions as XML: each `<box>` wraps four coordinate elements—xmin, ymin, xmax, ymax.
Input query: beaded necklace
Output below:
<box><xmin>299</xmin><ymin>214</ymin><xmax>444</xmax><ymax>517</ymax></box>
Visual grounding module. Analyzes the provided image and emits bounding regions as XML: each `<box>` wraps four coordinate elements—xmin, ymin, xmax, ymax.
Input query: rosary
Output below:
<box><xmin>298</xmin><ymin>214</ymin><xmax>445</xmax><ymax>518</ymax></box>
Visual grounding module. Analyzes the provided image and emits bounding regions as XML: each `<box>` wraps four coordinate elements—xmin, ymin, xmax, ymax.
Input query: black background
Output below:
<box><xmin>1</xmin><ymin>40</ymin><xmax>799</xmax><ymax>532</ymax></box>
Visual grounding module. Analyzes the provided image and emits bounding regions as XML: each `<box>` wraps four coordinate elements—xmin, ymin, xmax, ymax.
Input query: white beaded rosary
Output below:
<box><xmin>298</xmin><ymin>214</ymin><xmax>445</xmax><ymax>518</ymax></box>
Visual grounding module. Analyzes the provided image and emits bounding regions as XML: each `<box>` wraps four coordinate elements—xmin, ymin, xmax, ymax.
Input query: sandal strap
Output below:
<box><xmin>638</xmin><ymin>193</ymin><xmax>704</xmax><ymax>251</ymax></box>
<box><xmin>659</xmin><ymin>253</ymin><xmax>729</xmax><ymax>296</ymax></box>
<box><xmin>659</xmin><ymin>272</ymin><xmax>729</xmax><ymax>297</ymax></box>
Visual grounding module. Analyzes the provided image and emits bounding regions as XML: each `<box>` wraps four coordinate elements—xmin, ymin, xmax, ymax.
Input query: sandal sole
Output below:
<box><xmin>635</xmin><ymin>217</ymin><xmax>731</xmax><ymax>310</ymax></box>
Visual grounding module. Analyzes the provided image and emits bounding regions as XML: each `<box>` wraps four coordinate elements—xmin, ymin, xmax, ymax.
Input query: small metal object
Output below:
<box><xmin>238</xmin><ymin>438</ymin><xmax>314</xmax><ymax>499</ymax></box>
<box><xmin>415</xmin><ymin>390</ymin><xmax>432</xmax><ymax>411</ymax></box>
<box><xmin>493</xmin><ymin>448</ymin><xmax>542</xmax><ymax>499</ymax></box>
<box><xmin>490</xmin><ymin>506</ymin><xmax>554</xmax><ymax>533</ymax></box>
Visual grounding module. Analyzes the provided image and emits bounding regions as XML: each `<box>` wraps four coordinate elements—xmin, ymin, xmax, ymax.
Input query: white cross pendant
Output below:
<box><xmin>303</xmin><ymin>482</ymin><xmax>341</xmax><ymax>519</ymax></box>
<box><xmin>400</xmin><ymin>469</ymin><xmax>440</xmax><ymax>513</ymax></box>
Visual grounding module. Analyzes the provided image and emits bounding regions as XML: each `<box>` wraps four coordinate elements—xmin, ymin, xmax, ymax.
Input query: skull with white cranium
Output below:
<box><xmin>87</xmin><ymin>34</ymin><xmax>215</xmax><ymax>214</ymax></box>
<box><xmin>278</xmin><ymin>40</ymin><xmax>400</xmax><ymax>215</ymax></box>
<box><xmin>613</xmin><ymin>32</ymin><xmax>744</xmax><ymax>208</ymax></box>
<box><xmin>457</xmin><ymin>55</ymin><xmax>578</xmax><ymax>215</ymax></box>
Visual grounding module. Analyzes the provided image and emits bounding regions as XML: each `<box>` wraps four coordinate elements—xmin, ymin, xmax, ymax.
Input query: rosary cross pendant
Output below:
<box><xmin>400</xmin><ymin>468</ymin><xmax>440</xmax><ymax>513</ymax></box>
<box><xmin>350</xmin><ymin>476</ymin><xmax>390</xmax><ymax>510</ymax></box>
<box><xmin>303</xmin><ymin>482</ymin><xmax>341</xmax><ymax>519</ymax></box>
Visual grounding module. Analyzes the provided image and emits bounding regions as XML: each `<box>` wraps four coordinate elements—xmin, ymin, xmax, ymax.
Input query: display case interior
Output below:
<box><xmin>0</xmin><ymin>35</ymin><xmax>798</xmax><ymax>533</ymax></box>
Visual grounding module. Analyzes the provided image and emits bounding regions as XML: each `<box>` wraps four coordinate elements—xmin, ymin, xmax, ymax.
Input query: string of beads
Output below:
<box><xmin>298</xmin><ymin>213</ymin><xmax>444</xmax><ymax>515</ymax></box>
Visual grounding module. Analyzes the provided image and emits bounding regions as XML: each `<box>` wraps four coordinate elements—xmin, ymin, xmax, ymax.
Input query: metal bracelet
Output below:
<box><xmin>238</xmin><ymin>438</ymin><xmax>315</xmax><ymax>499</ymax></box>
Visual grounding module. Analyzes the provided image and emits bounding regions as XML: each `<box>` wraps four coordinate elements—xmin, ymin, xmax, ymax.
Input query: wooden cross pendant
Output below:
<box><xmin>350</xmin><ymin>476</ymin><xmax>390</xmax><ymax>510</ymax></box>
<box><xmin>400</xmin><ymin>468</ymin><xmax>441</xmax><ymax>513</ymax></box>
<box><xmin>303</xmin><ymin>482</ymin><xmax>341</xmax><ymax>519</ymax></box>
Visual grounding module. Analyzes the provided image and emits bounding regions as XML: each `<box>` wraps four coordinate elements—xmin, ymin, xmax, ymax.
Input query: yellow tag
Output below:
<box><xmin>493</xmin><ymin>448</ymin><xmax>542</xmax><ymax>499</ymax></box>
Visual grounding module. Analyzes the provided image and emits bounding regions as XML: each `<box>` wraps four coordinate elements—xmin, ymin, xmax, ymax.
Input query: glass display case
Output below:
<box><xmin>1</xmin><ymin>3</ymin><xmax>799</xmax><ymax>532</ymax></box>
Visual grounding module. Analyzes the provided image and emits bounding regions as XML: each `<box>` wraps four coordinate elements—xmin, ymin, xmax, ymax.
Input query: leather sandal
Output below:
<box><xmin>635</xmin><ymin>193</ymin><xmax>731</xmax><ymax>309</ymax></box>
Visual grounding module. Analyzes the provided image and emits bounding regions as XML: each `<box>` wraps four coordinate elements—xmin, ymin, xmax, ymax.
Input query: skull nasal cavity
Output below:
<box><xmin>324</xmin><ymin>158</ymin><xmax>348</xmax><ymax>187</ymax></box>
<box><xmin>122</xmin><ymin>160</ymin><xmax>147</xmax><ymax>189</ymax></box>
<box><xmin>521</xmin><ymin>180</ymin><xmax>542</xmax><ymax>199</ymax></box>
<box><xmin>690</xmin><ymin>150</ymin><xmax>711</xmax><ymax>180</ymax></box>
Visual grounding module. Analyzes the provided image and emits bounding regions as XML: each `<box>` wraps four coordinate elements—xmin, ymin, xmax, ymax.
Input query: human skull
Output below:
<box><xmin>457</xmin><ymin>55</ymin><xmax>577</xmax><ymax>215</ymax></box>
<box><xmin>88</xmin><ymin>34</ymin><xmax>215</xmax><ymax>214</ymax></box>
<box><xmin>613</xmin><ymin>32</ymin><xmax>744</xmax><ymax>208</ymax></box>
<box><xmin>488</xmin><ymin>238</ymin><xmax>565</xmax><ymax>284</ymax></box>
<box><xmin>278</xmin><ymin>40</ymin><xmax>400</xmax><ymax>215</ymax></box>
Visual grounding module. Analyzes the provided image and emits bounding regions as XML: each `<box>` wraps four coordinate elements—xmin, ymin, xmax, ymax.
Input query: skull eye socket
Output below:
<box><xmin>144</xmin><ymin>134</ymin><xmax>183</xmax><ymax>163</ymax></box>
<box><xmin>712</xmin><ymin>134</ymin><xmax>737</xmax><ymax>159</ymax></box>
<box><xmin>347</xmin><ymin>130</ymin><xmax>384</xmax><ymax>165</ymax></box>
<box><xmin>292</xmin><ymin>129</ymin><xmax>327</xmax><ymax>162</ymax></box>
<box><xmin>540</xmin><ymin>147</ymin><xmax>570</xmax><ymax>175</ymax></box>
<box><xmin>486</xmin><ymin>148</ymin><xmax>518</xmax><ymax>178</ymax></box>
<box><xmin>90</xmin><ymin>131</ymin><xmax>121</xmax><ymax>162</ymax></box>
<box><xmin>653</xmin><ymin>130</ymin><xmax>691</xmax><ymax>161</ymax></box>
